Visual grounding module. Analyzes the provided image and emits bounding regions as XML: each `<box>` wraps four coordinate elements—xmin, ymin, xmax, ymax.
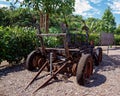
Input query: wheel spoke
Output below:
<box><xmin>26</xmin><ymin>50</ymin><xmax>46</xmax><ymax>71</ymax></box>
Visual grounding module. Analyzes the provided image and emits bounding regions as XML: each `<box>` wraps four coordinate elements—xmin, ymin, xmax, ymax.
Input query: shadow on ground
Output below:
<box><xmin>0</xmin><ymin>63</ymin><xmax>25</xmax><ymax>77</ymax></box>
<box><xmin>98</xmin><ymin>53</ymin><xmax>120</xmax><ymax>71</ymax></box>
<box><xmin>85</xmin><ymin>73</ymin><xmax>106</xmax><ymax>87</ymax></box>
<box><xmin>85</xmin><ymin>52</ymin><xmax>120</xmax><ymax>87</ymax></box>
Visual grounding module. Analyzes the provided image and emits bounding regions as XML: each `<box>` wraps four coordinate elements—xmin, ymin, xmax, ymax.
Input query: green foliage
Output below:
<box><xmin>0</xmin><ymin>26</ymin><xmax>37</xmax><ymax>64</ymax></box>
<box><xmin>115</xmin><ymin>25</ymin><xmax>120</xmax><ymax>34</ymax></box>
<box><xmin>0</xmin><ymin>26</ymin><xmax>5</xmax><ymax>63</ymax></box>
<box><xmin>0</xmin><ymin>7</ymin><xmax>11</xmax><ymax>26</ymax></box>
<box><xmin>89</xmin><ymin>33</ymin><xmax>99</xmax><ymax>45</ymax></box>
<box><xmin>49</xmin><ymin>27</ymin><xmax>61</xmax><ymax>34</ymax></box>
<box><xmin>101</xmin><ymin>7</ymin><xmax>116</xmax><ymax>33</ymax></box>
<box><xmin>69</xmin><ymin>15</ymin><xmax>83</xmax><ymax>33</ymax></box>
<box><xmin>44</xmin><ymin>36</ymin><xmax>61</xmax><ymax>47</ymax></box>
<box><xmin>86</xmin><ymin>18</ymin><xmax>102</xmax><ymax>33</ymax></box>
<box><xmin>44</xmin><ymin>27</ymin><xmax>61</xmax><ymax>47</ymax></box>
<box><xmin>22</xmin><ymin>0</ymin><xmax>75</xmax><ymax>15</ymax></box>
<box><xmin>0</xmin><ymin>7</ymin><xmax>38</xmax><ymax>27</ymax></box>
<box><xmin>114</xmin><ymin>35</ymin><xmax>120</xmax><ymax>45</ymax></box>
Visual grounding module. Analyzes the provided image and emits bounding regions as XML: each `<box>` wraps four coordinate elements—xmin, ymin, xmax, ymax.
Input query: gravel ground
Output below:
<box><xmin>0</xmin><ymin>48</ymin><xmax>120</xmax><ymax>96</ymax></box>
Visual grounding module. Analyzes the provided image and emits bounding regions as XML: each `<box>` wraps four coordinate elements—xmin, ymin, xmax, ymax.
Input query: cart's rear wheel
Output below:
<box><xmin>26</xmin><ymin>50</ymin><xmax>45</xmax><ymax>71</ymax></box>
<box><xmin>94</xmin><ymin>47</ymin><xmax>102</xmax><ymax>66</ymax></box>
<box><xmin>76</xmin><ymin>54</ymin><xmax>93</xmax><ymax>85</ymax></box>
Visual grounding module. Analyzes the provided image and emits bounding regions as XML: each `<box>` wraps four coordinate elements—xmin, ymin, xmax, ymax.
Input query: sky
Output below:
<box><xmin>0</xmin><ymin>0</ymin><xmax>120</xmax><ymax>26</ymax></box>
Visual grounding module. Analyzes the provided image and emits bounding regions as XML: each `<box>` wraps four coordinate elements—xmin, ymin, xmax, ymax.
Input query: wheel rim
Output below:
<box><xmin>32</xmin><ymin>55</ymin><xmax>41</xmax><ymax>68</ymax></box>
<box><xmin>38</xmin><ymin>57</ymin><xmax>46</xmax><ymax>68</ymax></box>
<box><xmin>72</xmin><ymin>63</ymin><xmax>77</xmax><ymax>76</ymax></box>
<box><xmin>83</xmin><ymin>57</ymin><xmax>93</xmax><ymax>82</ymax></box>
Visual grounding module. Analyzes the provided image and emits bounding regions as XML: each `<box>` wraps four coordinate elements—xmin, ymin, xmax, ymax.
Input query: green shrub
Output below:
<box><xmin>0</xmin><ymin>26</ymin><xmax>37</xmax><ymax>64</ymax></box>
<box><xmin>114</xmin><ymin>34</ymin><xmax>120</xmax><ymax>45</ymax></box>
<box><xmin>0</xmin><ymin>26</ymin><xmax>5</xmax><ymax>63</ymax></box>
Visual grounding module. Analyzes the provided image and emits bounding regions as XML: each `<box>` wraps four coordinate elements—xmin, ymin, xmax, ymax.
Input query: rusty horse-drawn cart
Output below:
<box><xmin>25</xmin><ymin>25</ymin><xmax>102</xmax><ymax>93</ymax></box>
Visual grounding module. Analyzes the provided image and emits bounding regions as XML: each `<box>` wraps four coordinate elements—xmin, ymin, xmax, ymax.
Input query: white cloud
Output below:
<box><xmin>89</xmin><ymin>0</ymin><xmax>103</xmax><ymax>4</ymax></box>
<box><xmin>107</xmin><ymin>0</ymin><xmax>120</xmax><ymax>14</ymax></box>
<box><xmin>0</xmin><ymin>0</ymin><xmax>23</xmax><ymax>8</ymax></box>
<box><xmin>0</xmin><ymin>4</ymin><xmax>7</xmax><ymax>8</ymax></box>
<box><xmin>74</xmin><ymin>0</ymin><xmax>92</xmax><ymax>15</ymax></box>
<box><xmin>0</xmin><ymin>0</ymin><xmax>6</xmax><ymax>1</ymax></box>
<box><xmin>7</xmin><ymin>0</ymin><xmax>23</xmax><ymax>2</ymax></box>
<box><xmin>73</xmin><ymin>0</ymin><xmax>101</xmax><ymax>17</ymax></box>
<box><xmin>17</xmin><ymin>0</ymin><xmax>23</xmax><ymax>1</ymax></box>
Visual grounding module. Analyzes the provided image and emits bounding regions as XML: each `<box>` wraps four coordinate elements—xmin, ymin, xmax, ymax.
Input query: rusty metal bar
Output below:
<box><xmin>25</xmin><ymin>61</ymin><xmax>48</xmax><ymax>90</ymax></box>
<box><xmin>50</xmin><ymin>52</ymin><xmax>53</xmax><ymax>76</ymax></box>
<box><xmin>33</xmin><ymin>59</ymin><xmax>70</xmax><ymax>94</ymax></box>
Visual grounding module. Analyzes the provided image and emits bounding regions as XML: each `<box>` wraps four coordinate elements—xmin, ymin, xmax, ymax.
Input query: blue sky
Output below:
<box><xmin>0</xmin><ymin>0</ymin><xmax>120</xmax><ymax>26</ymax></box>
<box><xmin>73</xmin><ymin>0</ymin><xmax>120</xmax><ymax>26</ymax></box>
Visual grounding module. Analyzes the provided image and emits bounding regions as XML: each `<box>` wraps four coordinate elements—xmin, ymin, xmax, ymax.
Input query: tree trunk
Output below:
<box><xmin>40</xmin><ymin>13</ymin><xmax>44</xmax><ymax>32</ymax></box>
<box><xmin>40</xmin><ymin>13</ymin><xmax>49</xmax><ymax>33</ymax></box>
<box><xmin>45</xmin><ymin>13</ymin><xmax>49</xmax><ymax>33</ymax></box>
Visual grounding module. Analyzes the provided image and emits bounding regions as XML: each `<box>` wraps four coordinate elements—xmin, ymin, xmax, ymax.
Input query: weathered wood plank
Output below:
<box><xmin>37</xmin><ymin>33</ymin><xmax>66</xmax><ymax>37</ymax></box>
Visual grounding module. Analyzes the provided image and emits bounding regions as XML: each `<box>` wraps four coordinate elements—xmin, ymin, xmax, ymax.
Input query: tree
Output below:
<box><xmin>101</xmin><ymin>7</ymin><xmax>116</xmax><ymax>33</ymax></box>
<box><xmin>69</xmin><ymin>15</ymin><xmax>83</xmax><ymax>32</ymax></box>
<box><xmin>86</xmin><ymin>17</ymin><xmax>102</xmax><ymax>33</ymax></box>
<box><xmin>0</xmin><ymin>7</ymin><xmax>11</xmax><ymax>26</ymax></box>
<box><xmin>13</xmin><ymin>0</ymin><xmax>75</xmax><ymax>33</ymax></box>
<box><xmin>115</xmin><ymin>25</ymin><xmax>120</xmax><ymax>34</ymax></box>
<box><xmin>9</xmin><ymin>2</ymin><xmax>16</xmax><ymax>11</ymax></box>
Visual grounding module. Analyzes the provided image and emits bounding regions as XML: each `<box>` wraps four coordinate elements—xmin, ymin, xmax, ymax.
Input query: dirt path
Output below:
<box><xmin>0</xmin><ymin>48</ymin><xmax>120</xmax><ymax>96</ymax></box>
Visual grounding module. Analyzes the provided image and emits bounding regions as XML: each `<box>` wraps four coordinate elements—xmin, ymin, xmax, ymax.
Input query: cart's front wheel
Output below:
<box><xmin>76</xmin><ymin>54</ymin><xmax>93</xmax><ymax>85</ymax></box>
<box><xmin>26</xmin><ymin>50</ymin><xmax>45</xmax><ymax>71</ymax></box>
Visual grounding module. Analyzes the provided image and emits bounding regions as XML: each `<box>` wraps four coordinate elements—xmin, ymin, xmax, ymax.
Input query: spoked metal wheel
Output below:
<box><xmin>94</xmin><ymin>47</ymin><xmax>102</xmax><ymax>66</ymax></box>
<box><xmin>76</xmin><ymin>54</ymin><xmax>93</xmax><ymax>85</ymax></box>
<box><xmin>26</xmin><ymin>50</ymin><xmax>46</xmax><ymax>71</ymax></box>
